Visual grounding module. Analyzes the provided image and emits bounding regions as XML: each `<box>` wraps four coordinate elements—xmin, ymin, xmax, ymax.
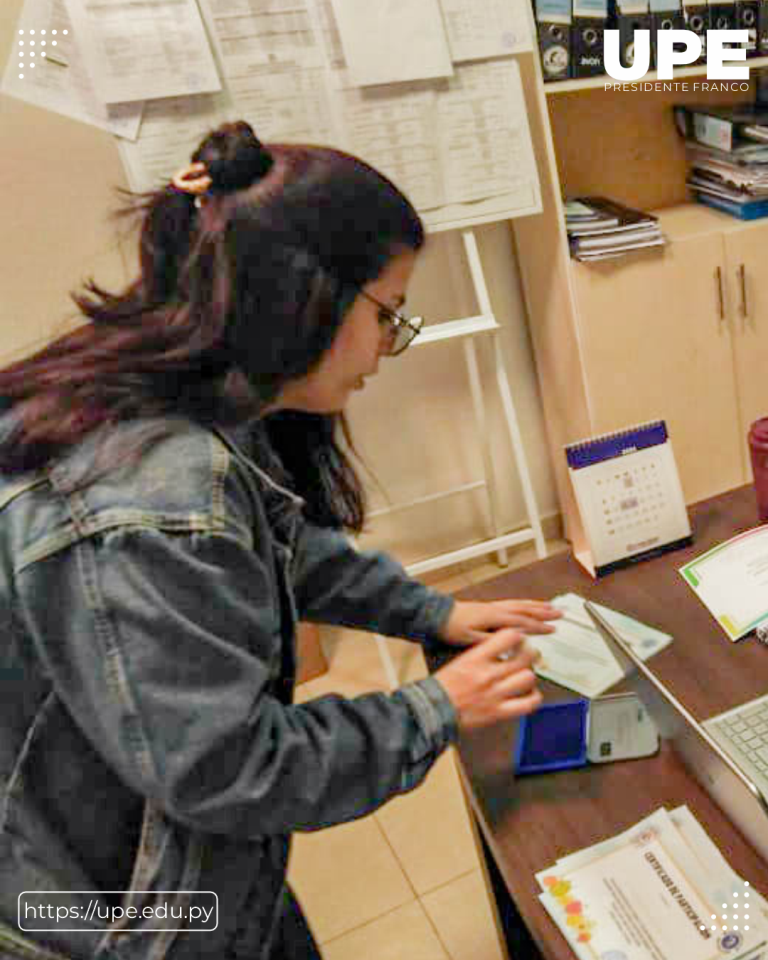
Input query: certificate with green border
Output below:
<box><xmin>680</xmin><ymin>526</ymin><xmax>768</xmax><ymax>642</ymax></box>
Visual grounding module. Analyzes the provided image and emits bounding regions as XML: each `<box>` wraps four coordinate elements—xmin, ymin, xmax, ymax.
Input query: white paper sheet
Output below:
<box><xmin>670</xmin><ymin>805</ymin><xmax>768</xmax><ymax>920</ymax></box>
<box><xmin>309</xmin><ymin>0</ymin><xmax>346</xmax><ymax>69</ymax></box>
<box><xmin>198</xmin><ymin>0</ymin><xmax>326</xmax><ymax>70</ymax></box>
<box><xmin>197</xmin><ymin>0</ymin><xmax>335</xmax><ymax>144</ymax></box>
<box><xmin>680</xmin><ymin>525</ymin><xmax>768</xmax><ymax>642</ymax></box>
<box><xmin>436</xmin><ymin>59</ymin><xmax>537</xmax><ymax>206</ymax></box>
<box><xmin>333</xmin><ymin>59</ymin><xmax>539</xmax><ymax>218</ymax></box>
<box><xmin>541</xmin><ymin>839</ymin><xmax>768</xmax><ymax>960</ymax></box>
<box><xmin>330</xmin><ymin>0</ymin><xmax>453</xmax><ymax>87</ymax></box>
<box><xmin>117</xmin><ymin>92</ymin><xmax>235</xmax><ymax>192</ymax></box>
<box><xmin>536</xmin><ymin>806</ymin><xmax>768</xmax><ymax>960</ymax></box>
<box><xmin>422</xmin><ymin>188</ymin><xmax>541</xmax><ymax>232</ymax></box>
<box><xmin>61</xmin><ymin>0</ymin><xmax>221</xmax><ymax>103</ymax></box>
<box><xmin>440</xmin><ymin>0</ymin><xmax>533</xmax><ymax>61</ymax></box>
<box><xmin>227</xmin><ymin>61</ymin><xmax>337</xmax><ymax>143</ymax></box>
<box><xmin>2</xmin><ymin>0</ymin><xmax>141</xmax><ymax>138</ymax></box>
<box><xmin>528</xmin><ymin>611</ymin><xmax>626</xmax><ymax>698</ymax></box>
<box><xmin>550</xmin><ymin>805</ymin><xmax>768</xmax><ymax>927</ymax></box>
<box><xmin>555</xmin><ymin>593</ymin><xmax>673</xmax><ymax>659</ymax></box>
<box><xmin>333</xmin><ymin>76</ymin><xmax>442</xmax><ymax>211</ymax></box>
<box><xmin>526</xmin><ymin>593</ymin><xmax>672</xmax><ymax>698</ymax></box>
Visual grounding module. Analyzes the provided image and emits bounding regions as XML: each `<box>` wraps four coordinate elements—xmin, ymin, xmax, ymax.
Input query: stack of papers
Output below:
<box><xmin>537</xmin><ymin>805</ymin><xmax>768</xmax><ymax>960</ymax></box>
<box><xmin>687</xmin><ymin>144</ymin><xmax>768</xmax><ymax>194</ymax></box>
<box><xmin>528</xmin><ymin>593</ymin><xmax>672</xmax><ymax>698</ymax></box>
<box><xmin>676</xmin><ymin>103</ymin><xmax>768</xmax><ymax>218</ymax></box>
<box><xmin>680</xmin><ymin>120</ymin><xmax>768</xmax><ymax>220</ymax></box>
<box><xmin>565</xmin><ymin>197</ymin><xmax>666</xmax><ymax>262</ymax></box>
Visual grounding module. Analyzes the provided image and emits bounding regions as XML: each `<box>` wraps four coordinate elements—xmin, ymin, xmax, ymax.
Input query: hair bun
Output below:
<box><xmin>192</xmin><ymin>121</ymin><xmax>273</xmax><ymax>194</ymax></box>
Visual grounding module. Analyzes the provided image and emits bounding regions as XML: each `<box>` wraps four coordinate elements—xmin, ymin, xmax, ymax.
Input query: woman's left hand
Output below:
<box><xmin>439</xmin><ymin>599</ymin><xmax>562</xmax><ymax>646</ymax></box>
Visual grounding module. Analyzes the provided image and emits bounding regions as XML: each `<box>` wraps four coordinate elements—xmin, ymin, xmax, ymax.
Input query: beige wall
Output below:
<box><xmin>1</xmin><ymin>1</ymin><xmax>559</xmax><ymax>565</ymax></box>
<box><xmin>352</xmin><ymin>223</ymin><xmax>559</xmax><ymax>563</ymax></box>
<box><xmin>1</xmin><ymin>5</ymin><xmax>131</xmax><ymax>359</ymax></box>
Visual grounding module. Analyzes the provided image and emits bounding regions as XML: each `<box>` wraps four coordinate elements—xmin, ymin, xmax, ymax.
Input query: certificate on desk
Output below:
<box><xmin>680</xmin><ymin>525</ymin><xmax>768</xmax><ymax>642</ymax></box>
<box><xmin>537</xmin><ymin>806</ymin><xmax>768</xmax><ymax>960</ymax></box>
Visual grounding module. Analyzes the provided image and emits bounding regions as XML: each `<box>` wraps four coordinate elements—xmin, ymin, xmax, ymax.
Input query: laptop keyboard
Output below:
<box><xmin>706</xmin><ymin>694</ymin><xmax>768</xmax><ymax>793</ymax></box>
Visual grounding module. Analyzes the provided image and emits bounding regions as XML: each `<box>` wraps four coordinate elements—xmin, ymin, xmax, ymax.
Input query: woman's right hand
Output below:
<box><xmin>434</xmin><ymin>628</ymin><xmax>542</xmax><ymax>731</ymax></box>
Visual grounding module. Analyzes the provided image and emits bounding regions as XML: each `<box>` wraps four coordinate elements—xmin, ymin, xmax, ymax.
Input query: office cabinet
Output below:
<box><xmin>570</xmin><ymin>229</ymin><xmax>744</xmax><ymax>503</ymax></box>
<box><xmin>510</xmin><ymin>51</ymin><xmax>768</xmax><ymax>535</ymax></box>
<box><xmin>723</xmin><ymin>221</ymin><xmax>768</xmax><ymax>477</ymax></box>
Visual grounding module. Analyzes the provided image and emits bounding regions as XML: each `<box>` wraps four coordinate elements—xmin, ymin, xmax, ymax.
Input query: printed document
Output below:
<box><xmin>2</xmin><ymin>0</ymin><xmax>141</xmax><ymax>138</ymax></box>
<box><xmin>440</xmin><ymin>0</ymin><xmax>533</xmax><ymax>61</ymax></box>
<box><xmin>332</xmin><ymin>72</ymin><xmax>442</xmax><ymax>211</ymax></box>
<box><xmin>216</xmin><ymin>60</ymin><xmax>335</xmax><ymax>144</ymax></box>
<box><xmin>527</xmin><ymin>593</ymin><xmax>672</xmax><ymax>698</ymax></box>
<box><xmin>537</xmin><ymin>806</ymin><xmax>768</xmax><ymax>960</ymax></box>
<box><xmin>333</xmin><ymin>59</ymin><xmax>539</xmax><ymax>217</ymax></box>
<box><xmin>436</xmin><ymin>59</ymin><xmax>536</xmax><ymax>206</ymax></box>
<box><xmin>197</xmin><ymin>0</ymin><xmax>336</xmax><ymax>144</ymax></box>
<box><xmin>62</xmin><ymin>0</ymin><xmax>221</xmax><ymax>103</ymax></box>
<box><xmin>198</xmin><ymin>0</ymin><xmax>327</xmax><ymax>70</ymax></box>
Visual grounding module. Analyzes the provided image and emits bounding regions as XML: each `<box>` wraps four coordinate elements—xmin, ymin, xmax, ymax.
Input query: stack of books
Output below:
<box><xmin>565</xmin><ymin>197</ymin><xmax>665</xmax><ymax>262</ymax></box>
<box><xmin>676</xmin><ymin>104</ymin><xmax>768</xmax><ymax>220</ymax></box>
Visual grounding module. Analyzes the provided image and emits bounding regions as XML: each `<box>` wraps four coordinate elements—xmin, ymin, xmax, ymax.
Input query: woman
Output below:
<box><xmin>0</xmin><ymin>122</ymin><xmax>559</xmax><ymax>960</ymax></box>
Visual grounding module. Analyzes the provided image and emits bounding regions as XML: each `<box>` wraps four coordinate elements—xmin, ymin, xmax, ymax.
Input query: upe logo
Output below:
<box><xmin>604</xmin><ymin>28</ymin><xmax>748</xmax><ymax>79</ymax></box>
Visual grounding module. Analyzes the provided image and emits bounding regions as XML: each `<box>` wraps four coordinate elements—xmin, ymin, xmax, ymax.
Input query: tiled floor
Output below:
<box><xmin>289</xmin><ymin>539</ymin><xmax>567</xmax><ymax>960</ymax></box>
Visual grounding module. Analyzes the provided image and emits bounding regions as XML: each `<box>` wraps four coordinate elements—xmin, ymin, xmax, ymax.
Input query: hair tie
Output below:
<box><xmin>171</xmin><ymin>162</ymin><xmax>213</xmax><ymax>207</ymax></box>
<box><xmin>178</xmin><ymin>122</ymin><xmax>276</xmax><ymax>203</ymax></box>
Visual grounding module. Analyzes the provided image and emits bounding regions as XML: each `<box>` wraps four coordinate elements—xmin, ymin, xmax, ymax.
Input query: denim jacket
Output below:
<box><xmin>0</xmin><ymin>416</ymin><xmax>458</xmax><ymax>960</ymax></box>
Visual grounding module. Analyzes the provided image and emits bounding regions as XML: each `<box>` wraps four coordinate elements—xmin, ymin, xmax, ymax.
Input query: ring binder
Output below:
<box><xmin>572</xmin><ymin>0</ymin><xmax>609</xmax><ymax>76</ymax></box>
<box><xmin>615</xmin><ymin>0</ymin><xmax>653</xmax><ymax>69</ymax></box>
<box><xmin>535</xmin><ymin>0</ymin><xmax>573</xmax><ymax>80</ymax></box>
<box><xmin>682</xmin><ymin>0</ymin><xmax>709</xmax><ymax>61</ymax></box>
<box><xmin>650</xmin><ymin>0</ymin><xmax>686</xmax><ymax>67</ymax></box>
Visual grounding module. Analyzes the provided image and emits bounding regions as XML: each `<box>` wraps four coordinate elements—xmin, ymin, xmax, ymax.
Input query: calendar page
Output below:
<box><xmin>566</xmin><ymin>421</ymin><xmax>692</xmax><ymax>576</ymax></box>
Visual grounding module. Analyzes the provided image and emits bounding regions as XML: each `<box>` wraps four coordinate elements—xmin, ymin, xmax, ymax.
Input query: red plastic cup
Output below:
<box><xmin>748</xmin><ymin>418</ymin><xmax>768</xmax><ymax>523</ymax></box>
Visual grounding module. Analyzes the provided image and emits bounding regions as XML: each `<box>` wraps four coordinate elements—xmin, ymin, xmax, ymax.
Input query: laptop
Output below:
<box><xmin>584</xmin><ymin>601</ymin><xmax>768</xmax><ymax>864</ymax></box>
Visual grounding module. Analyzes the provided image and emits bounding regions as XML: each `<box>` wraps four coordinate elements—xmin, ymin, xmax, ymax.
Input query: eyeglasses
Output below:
<box><xmin>358</xmin><ymin>290</ymin><xmax>424</xmax><ymax>356</ymax></box>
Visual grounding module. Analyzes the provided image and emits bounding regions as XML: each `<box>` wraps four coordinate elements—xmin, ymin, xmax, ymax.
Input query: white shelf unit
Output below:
<box><xmin>371</xmin><ymin>227</ymin><xmax>546</xmax><ymax>689</ymax></box>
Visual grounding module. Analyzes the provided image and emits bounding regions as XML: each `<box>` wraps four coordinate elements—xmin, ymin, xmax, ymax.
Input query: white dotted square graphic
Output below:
<box><xmin>700</xmin><ymin>882</ymin><xmax>752</xmax><ymax>934</ymax></box>
<box><xmin>5</xmin><ymin>11</ymin><xmax>142</xmax><ymax>141</ymax></box>
<box><xmin>16</xmin><ymin>26</ymin><xmax>67</xmax><ymax>79</ymax></box>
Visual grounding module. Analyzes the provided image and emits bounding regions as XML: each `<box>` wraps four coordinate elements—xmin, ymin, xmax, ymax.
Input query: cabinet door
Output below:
<box><xmin>571</xmin><ymin>232</ymin><xmax>743</xmax><ymax>503</ymax></box>
<box><xmin>724</xmin><ymin>224</ymin><xmax>768</xmax><ymax>479</ymax></box>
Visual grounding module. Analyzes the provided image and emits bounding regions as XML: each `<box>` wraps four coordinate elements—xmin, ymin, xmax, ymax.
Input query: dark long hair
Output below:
<box><xmin>0</xmin><ymin>122</ymin><xmax>424</xmax><ymax>531</ymax></box>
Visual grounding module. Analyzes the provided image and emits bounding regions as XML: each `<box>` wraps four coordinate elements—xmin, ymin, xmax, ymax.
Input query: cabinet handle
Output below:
<box><xmin>715</xmin><ymin>266</ymin><xmax>725</xmax><ymax>323</ymax></box>
<box><xmin>739</xmin><ymin>263</ymin><xmax>748</xmax><ymax>321</ymax></box>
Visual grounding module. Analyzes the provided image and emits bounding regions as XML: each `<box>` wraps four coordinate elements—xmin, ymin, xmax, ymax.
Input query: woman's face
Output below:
<box><xmin>272</xmin><ymin>249</ymin><xmax>417</xmax><ymax>414</ymax></box>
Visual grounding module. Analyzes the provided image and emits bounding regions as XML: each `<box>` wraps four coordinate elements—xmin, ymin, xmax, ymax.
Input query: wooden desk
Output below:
<box><xmin>429</xmin><ymin>486</ymin><xmax>768</xmax><ymax>960</ymax></box>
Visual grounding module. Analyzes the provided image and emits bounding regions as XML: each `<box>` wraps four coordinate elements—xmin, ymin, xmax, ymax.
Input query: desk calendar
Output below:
<box><xmin>565</xmin><ymin>420</ymin><xmax>692</xmax><ymax>577</ymax></box>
